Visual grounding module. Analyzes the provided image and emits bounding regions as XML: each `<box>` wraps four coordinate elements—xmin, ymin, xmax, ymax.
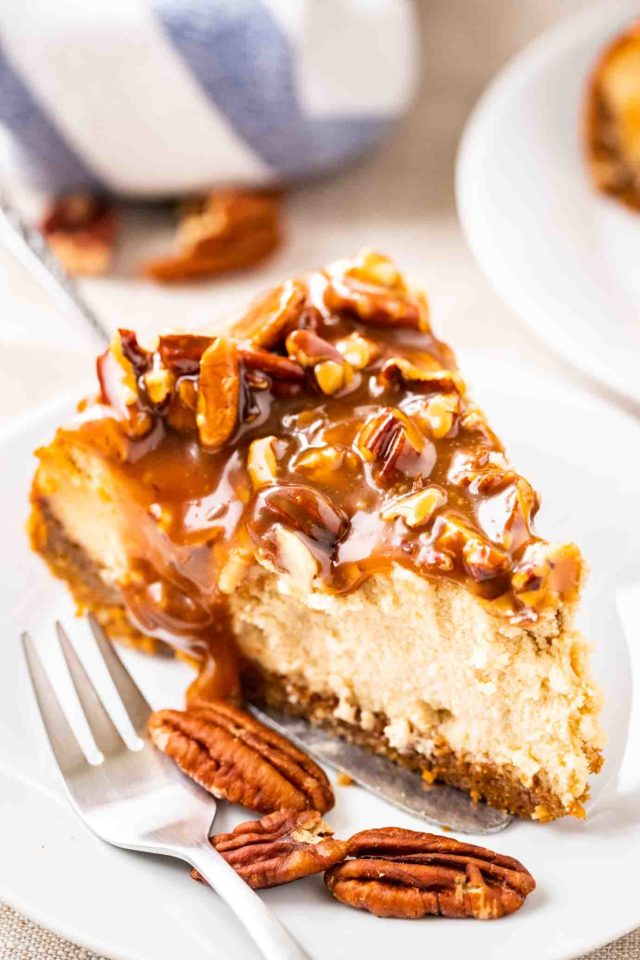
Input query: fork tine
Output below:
<box><xmin>88</xmin><ymin>613</ymin><xmax>151</xmax><ymax>735</ymax></box>
<box><xmin>56</xmin><ymin>622</ymin><xmax>125</xmax><ymax>756</ymax></box>
<box><xmin>21</xmin><ymin>631</ymin><xmax>87</xmax><ymax>777</ymax></box>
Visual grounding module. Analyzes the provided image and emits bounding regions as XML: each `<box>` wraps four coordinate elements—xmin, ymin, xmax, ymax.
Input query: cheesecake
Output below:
<box><xmin>29</xmin><ymin>250</ymin><xmax>604</xmax><ymax>821</ymax></box>
<box><xmin>586</xmin><ymin>18</ymin><xmax>640</xmax><ymax>209</ymax></box>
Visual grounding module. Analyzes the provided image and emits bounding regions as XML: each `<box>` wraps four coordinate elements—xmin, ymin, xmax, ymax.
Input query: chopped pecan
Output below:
<box><xmin>380</xmin><ymin>487</ymin><xmax>447</xmax><ymax>529</ymax></box>
<box><xmin>143</xmin><ymin>363</ymin><xmax>175</xmax><ymax>407</ymax></box>
<box><xmin>193</xmin><ymin>810</ymin><xmax>348</xmax><ymax>889</ymax></box>
<box><xmin>325</xmin><ymin>827</ymin><xmax>535</xmax><ymax>919</ymax></box>
<box><xmin>166</xmin><ymin>377</ymin><xmax>198</xmax><ymax>432</ymax></box>
<box><xmin>247</xmin><ymin>436</ymin><xmax>279</xmax><ymax>489</ymax></box>
<box><xmin>478</xmin><ymin>477</ymin><xmax>539</xmax><ymax>553</ymax></box>
<box><xmin>286</xmin><ymin>329</ymin><xmax>344</xmax><ymax>367</ymax></box>
<box><xmin>196</xmin><ymin>337</ymin><xmax>240</xmax><ymax>450</ymax></box>
<box><xmin>432</xmin><ymin>513</ymin><xmax>511</xmax><ymax>583</ymax></box>
<box><xmin>286</xmin><ymin>329</ymin><xmax>353</xmax><ymax>395</ymax></box>
<box><xmin>412</xmin><ymin>393</ymin><xmax>461</xmax><ymax>439</ymax></box>
<box><xmin>158</xmin><ymin>333</ymin><xmax>214</xmax><ymax>375</ymax></box>
<box><xmin>380</xmin><ymin>358</ymin><xmax>464</xmax><ymax>396</ymax></box>
<box><xmin>293</xmin><ymin>445</ymin><xmax>361</xmax><ymax>486</ymax></box>
<box><xmin>142</xmin><ymin>190</ymin><xmax>281</xmax><ymax>283</ymax></box>
<box><xmin>40</xmin><ymin>194</ymin><xmax>116</xmax><ymax>276</ymax></box>
<box><xmin>96</xmin><ymin>333</ymin><xmax>153</xmax><ymax>437</ymax></box>
<box><xmin>233</xmin><ymin>280</ymin><xmax>307</xmax><ymax>348</ymax></box>
<box><xmin>448</xmin><ymin>450</ymin><xmax>515</xmax><ymax>495</ymax></box>
<box><xmin>324</xmin><ymin>251</ymin><xmax>429</xmax><ymax>331</ymax></box>
<box><xmin>512</xmin><ymin>541</ymin><xmax>582</xmax><ymax>607</ymax></box>
<box><xmin>148</xmin><ymin>700</ymin><xmax>334</xmax><ymax>813</ymax></box>
<box><xmin>335</xmin><ymin>332</ymin><xmax>379</xmax><ymax>370</ymax></box>
<box><xmin>248</xmin><ymin>483</ymin><xmax>350</xmax><ymax>565</ymax></box>
<box><xmin>239</xmin><ymin>344</ymin><xmax>305</xmax><ymax>382</ymax></box>
<box><xmin>356</xmin><ymin>409</ymin><xmax>435</xmax><ymax>484</ymax></box>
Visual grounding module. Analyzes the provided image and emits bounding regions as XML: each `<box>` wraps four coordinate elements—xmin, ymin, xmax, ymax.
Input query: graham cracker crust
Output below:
<box><xmin>29</xmin><ymin>495</ymin><xmax>601</xmax><ymax>821</ymax></box>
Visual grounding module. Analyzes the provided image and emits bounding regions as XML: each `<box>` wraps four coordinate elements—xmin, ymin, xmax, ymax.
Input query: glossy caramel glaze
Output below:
<box><xmin>35</xmin><ymin>251</ymin><xmax>582</xmax><ymax>700</ymax></box>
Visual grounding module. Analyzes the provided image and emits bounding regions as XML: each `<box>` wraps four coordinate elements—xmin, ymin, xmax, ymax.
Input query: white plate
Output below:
<box><xmin>457</xmin><ymin>0</ymin><xmax>640</xmax><ymax>408</ymax></box>
<box><xmin>1</xmin><ymin>356</ymin><xmax>640</xmax><ymax>960</ymax></box>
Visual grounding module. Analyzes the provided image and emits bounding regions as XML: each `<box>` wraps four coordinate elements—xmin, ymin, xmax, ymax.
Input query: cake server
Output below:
<box><xmin>22</xmin><ymin>615</ymin><xmax>310</xmax><ymax>960</ymax></box>
<box><xmin>250</xmin><ymin>705</ymin><xmax>512</xmax><ymax>835</ymax></box>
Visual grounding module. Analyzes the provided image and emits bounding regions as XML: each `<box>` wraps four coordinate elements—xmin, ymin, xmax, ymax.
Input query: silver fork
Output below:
<box><xmin>21</xmin><ymin>614</ymin><xmax>310</xmax><ymax>960</ymax></box>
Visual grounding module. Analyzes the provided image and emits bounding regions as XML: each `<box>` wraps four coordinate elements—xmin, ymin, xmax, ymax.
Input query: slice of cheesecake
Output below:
<box><xmin>586</xmin><ymin>18</ymin><xmax>640</xmax><ymax>209</ymax></box>
<box><xmin>29</xmin><ymin>250</ymin><xmax>603</xmax><ymax>821</ymax></box>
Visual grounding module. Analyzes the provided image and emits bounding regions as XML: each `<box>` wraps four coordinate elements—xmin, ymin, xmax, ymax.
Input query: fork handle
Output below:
<box><xmin>184</xmin><ymin>841</ymin><xmax>311</xmax><ymax>960</ymax></box>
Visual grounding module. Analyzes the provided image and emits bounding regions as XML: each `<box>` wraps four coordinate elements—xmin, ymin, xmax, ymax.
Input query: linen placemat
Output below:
<box><xmin>1</xmin><ymin>902</ymin><xmax>638</xmax><ymax>959</ymax></box>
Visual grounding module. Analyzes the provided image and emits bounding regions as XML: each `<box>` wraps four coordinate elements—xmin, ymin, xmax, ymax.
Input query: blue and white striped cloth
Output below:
<box><xmin>0</xmin><ymin>0</ymin><xmax>418</xmax><ymax>197</ymax></box>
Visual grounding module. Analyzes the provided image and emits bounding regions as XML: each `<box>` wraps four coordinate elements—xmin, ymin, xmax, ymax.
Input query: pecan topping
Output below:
<box><xmin>40</xmin><ymin>194</ymin><xmax>117</xmax><ymax>276</ymax></box>
<box><xmin>247</xmin><ymin>436</ymin><xmax>279</xmax><ymax>489</ymax></box>
<box><xmin>158</xmin><ymin>333</ymin><xmax>214</xmax><ymax>376</ymax></box>
<box><xmin>432</xmin><ymin>514</ymin><xmax>511</xmax><ymax>584</ymax></box>
<box><xmin>196</xmin><ymin>337</ymin><xmax>240</xmax><ymax>450</ymax></box>
<box><xmin>143</xmin><ymin>190</ymin><xmax>281</xmax><ymax>283</ymax></box>
<box><xmin>193</xmin><ymin>810</ymin><xmax>348</xmax><ymax>889</ymax></box>
<box><xmin>233</xmin><ymin>280</ymin><xmax>307</xmax><ymax>348</ymax></box>
<box><xmin>148</xmin><ymin>701</ymin><xmax>334</xmax><ymax>813</ymax></box>
<box><xmin>286</xmin><ymin>329</ymin><xmax>353</xmax><ymax>395</ymax></box>
<box><xmin>335</xmin><ymin>332</ymin><xmax>379</xmax><ymax>370</ymax></box>
<box><xmin>380</xmin><ymin>487</ymin><xmax>447</xmax><ymax>529</ymax></box>
<box><xmin>379</xmin><ymin>358</ymin><xmax>464</xmax><ymax>396</ymax></box>
<box><xmin>512</xmin><ymin>541</ymin><xmax>582</xmax><ymax>606</ymax></box>
<box><xmin>324</xmin><ymin>250</ymin><xmax>431</xmax><ymax>331</ymax></box>
<box><xmin>248</xmin><ymin>484</ymin><xmax>350</xmax><ymax>567</ymax></box>
<box><xmin>325</xmin><ymin>827</ymin><xmax>535</xmax><ymax>920</ymax></box>
<box><xmin>96</xmin><ymin>332</ymin><xmax>153</xmax><ymax>438</ymax></box>
<box><xmin>238</xmin><ymin>344</ymin><xmax>304</xmax><ymax>383</ymax></box>
<box><xmin>357</xmin><ymin>409</ymin><xmax>435</xmax><ymax>484</ymax></box>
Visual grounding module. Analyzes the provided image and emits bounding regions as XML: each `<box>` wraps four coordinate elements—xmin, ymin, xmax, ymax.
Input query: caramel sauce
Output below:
<box><xmin>58</xmin><ymin>253</ymin><xmax>581</xmax><ymax>701</ymax></box>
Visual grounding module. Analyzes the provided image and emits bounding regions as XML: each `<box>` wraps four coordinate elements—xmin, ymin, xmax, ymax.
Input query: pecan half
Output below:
<box><xmin>40</xmin><ymin>194</ymin><xmax>116</xmax><ymax>276</ymax></box>
<box><xmin>232</xmin><ymin>279</ymin><xmax>307</xmax><ymax>348</ymax></box>
<box><xmin>196</xmin><ymin>337</ymin><xmax>240</xmax><ymax>450</ymax></box>
<box><xmin>143</xmin><ymin>190</ymin><xmax>281</xmax><ymax>283</ymax></box>
<box><xmin>325</xmin><ymin>827</ymin><xmax>535</xmax><ymax>920</ymax></box>
<box><xmin>148</xmin><ymin>701</ymin><xmax>334</xmax><ymax>813</ymax></box>
<box><xmin>193</xmin><ymin>810</ymin><xmax>348</xmax><ymax>889</ymax></box>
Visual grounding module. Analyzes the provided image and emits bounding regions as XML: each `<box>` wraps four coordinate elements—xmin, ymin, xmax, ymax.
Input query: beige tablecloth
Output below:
<box><xmin>2</xmin><ymin>1</ymin><xmax>637</xmax><ymax>957</ymax></box>
<box><xmin>1</xmin><ymin>902</ymin><xmax>638</xmax><ymax>960</ymax></box>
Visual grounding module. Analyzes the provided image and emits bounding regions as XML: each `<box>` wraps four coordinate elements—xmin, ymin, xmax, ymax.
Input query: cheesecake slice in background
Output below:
<box><xmin>586</xmin><ymin>18</ymin><xmax>640</xmax><ymax>209</ymax></box>
<box><xmin>29</xmin><ymin>250</ymin><xmax>604</xmax><ymax>821</ymax></box>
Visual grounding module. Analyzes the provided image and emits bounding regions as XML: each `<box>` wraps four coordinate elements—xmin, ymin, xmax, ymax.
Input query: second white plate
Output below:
<box><xmin>457</xmin><ymin>0</ymin><xmax>640</xmax><ymax>407</ymax></box>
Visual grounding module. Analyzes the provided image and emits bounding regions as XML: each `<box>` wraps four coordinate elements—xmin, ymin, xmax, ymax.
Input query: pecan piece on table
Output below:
<box><xmin>148</xmin><ymin>700</ymin><xmax>334</xmax><ymax>814</ymax></box>
<box><xmin>40</xmin><ymin>194</ymin><xmax>117</xmax><ymax>276</ymax></box>
<box><xmin>142</xmin><ymin>189</ymin><xmax>282</xmax><ymax>282</ymax></box>
<box><xmin>192</xmin><ymin>810</ymin><xmax>348</xmax><ymax>889</ymax></box>
<box><xmin>325</xmin><ymin>827</ymin><xmax>535</xmax><ymax>920</ymax></box>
